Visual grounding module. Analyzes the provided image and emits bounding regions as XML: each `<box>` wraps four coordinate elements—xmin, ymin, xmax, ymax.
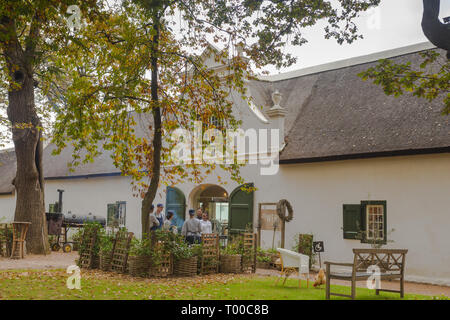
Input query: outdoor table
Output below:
<box><xmin>11</xmin><ymin>222</ymin><xmax>31</xmax><ymax>259</ymax></box>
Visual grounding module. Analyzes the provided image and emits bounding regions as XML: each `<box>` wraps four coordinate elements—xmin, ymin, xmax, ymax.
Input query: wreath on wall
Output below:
<box><xmin>276</xmin><ymin>199</ymin><xmax>293</xmax><ymax>222</ymax></box>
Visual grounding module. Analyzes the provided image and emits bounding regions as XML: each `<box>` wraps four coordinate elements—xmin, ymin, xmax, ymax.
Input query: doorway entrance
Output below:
<box><xmin>228</xmin><ymin>184</ymin><xmax>254</xmax><ymax>236</ymax></box>
<box><xmin>188</xmin><ymin>184</ymin><xmax>254</xmax><ymax>236</ymax></box>
<box><xmin>190</xmin><ymin>185</ymin><xmax>229</xmax><ymax>225</ymax></box>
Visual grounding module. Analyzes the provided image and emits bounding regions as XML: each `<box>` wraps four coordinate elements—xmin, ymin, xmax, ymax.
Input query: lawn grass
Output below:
<box><xmin>0</xmin><ymin>269</ymin><xmax>432</xmax><ymax>300</ymax></box>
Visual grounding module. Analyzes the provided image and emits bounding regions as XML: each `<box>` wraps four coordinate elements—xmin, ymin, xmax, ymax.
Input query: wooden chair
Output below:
<box><xmin>324</xmin><ymin>248</ymin><xmax>408</xmax><ymax>299</ymax></box>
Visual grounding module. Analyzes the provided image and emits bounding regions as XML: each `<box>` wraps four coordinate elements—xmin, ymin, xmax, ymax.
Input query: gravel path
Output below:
<box><xmin>0</xmin><ymin>252</ymin><xmax>77</xmax><ymax>270</ymax></box>
<box><xmin>1</xmin><ymin>253</ymin><xmax>448</xmax><ymax>297</ymax></box>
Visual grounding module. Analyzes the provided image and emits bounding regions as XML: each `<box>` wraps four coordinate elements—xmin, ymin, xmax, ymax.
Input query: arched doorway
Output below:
<box><xmin>166</xmin><ymin>187</ymin><xmax>186</xmax><ymax>231</ymax></box>
<box><xmin>228</xmin><ymin>184</ymin><xmax>254</xmax><ymax>236</ymax></box>
<box><xmin>189</xmin><ymin>184</ymin><xmax>228</xmax><ymax>222</ymax></box>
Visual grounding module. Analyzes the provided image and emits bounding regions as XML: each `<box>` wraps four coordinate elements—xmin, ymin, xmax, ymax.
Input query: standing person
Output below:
<box><xmin>181</xmin><ymin>209</ymin><xmax>201</xmax><ymax>244</ymax></box>
<box><xmin>150</xmin><ymin>203</ymin><xmax>165</xmax><ymax>231</ymax></box>
<box><xmin>163</xmin><ymin>210</ymin><xmax>177</xmax><ymax>234</ymax></box>
<box><xmin>148</xmin><ymin>204</ymin><xmax>160</xmax><ymax>232</ymax></box>
<box><xmin>200</xmin><ymin>212</ymin><xmax>212</xmax><ymax>234</ymax></box>
<box><xmin>196</xmin><ymin>208</ymin><xmax>203</xmax><ymax>220</ymax></box>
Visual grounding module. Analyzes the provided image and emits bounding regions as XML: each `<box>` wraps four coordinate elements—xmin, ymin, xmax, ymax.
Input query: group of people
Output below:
<box><xmin>148</xmin><ymin>204</ymin><xmax>212</xmax><ymax>244</ymax></box>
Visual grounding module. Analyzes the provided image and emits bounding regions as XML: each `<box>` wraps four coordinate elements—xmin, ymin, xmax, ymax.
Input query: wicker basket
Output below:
<box><xmin>91</xmin><ymin>256</ymin><xmax>100</xmax><ymax>269</ymax></box>
<box><xmin>128</xmin><ymin>255</ymin><xmax>151</xmax><ymax>277</ymax></box>
<box><xmin>256</xmin><ymin>261</ymin><xmax>271</xmax><ymax>269</ymax></box>
<box><xmin>174</xmin><ymin>256</ymin><xmax>198</xmax><ymax>277</ymax></box>
<box><xmin>149</xmin><ymin>253</ymin><xmax>173</xmax><ymax>277</ymax></box>
<box><xmin>99</xmin><ymin>252</ymin><xmax>112</xmax><ymax>271</ymax></box>
<box><xmin>220</xmin><ymin>254</ymin><xmax>242</xmax><ymax>273</ymax></box>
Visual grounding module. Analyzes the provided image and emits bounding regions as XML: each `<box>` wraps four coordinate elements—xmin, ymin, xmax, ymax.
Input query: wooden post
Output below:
<box><xmin>281</xmin><ymin>219</ymin><xmax>285</xmax><ymax>249</ymax></box>
<box><xmin>257</xmin><ymin>203</ymin><xmax>262</xmax><ymax>247</ymax></box>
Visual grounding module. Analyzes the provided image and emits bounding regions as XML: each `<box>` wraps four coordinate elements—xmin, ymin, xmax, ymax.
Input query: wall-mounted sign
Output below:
<box><xmin>260</xmin><ymin>206</ymin><xmax>281</xmax><ymax>231</ymax></box>
<box><xmin>313</xmin><ymin>241</ymin><xmax>324</xmax><ymax>253</ymax></box>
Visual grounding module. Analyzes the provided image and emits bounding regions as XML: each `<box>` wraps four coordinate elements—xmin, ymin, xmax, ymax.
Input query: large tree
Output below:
<box><xmin>0</xmin><ymin>1</ymin><xmax>104</xmax><ymax>253</ymax></box>
<box><xmin>51</xmin><ymin>0</ymin><xmax>381</xmax><ymax>237</ymax></box>
<box><xmin>358</xmin><ymin>0</ymin><xmax>449</xmax><ymax>115</ymax></box>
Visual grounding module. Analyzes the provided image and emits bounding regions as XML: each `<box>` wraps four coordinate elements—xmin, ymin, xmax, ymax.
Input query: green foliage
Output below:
<box><xmin>99</xmin><ymin>231</ymin><xmax>115</xmax><ymax>255</ymax></box>
<box><xmin>256</xmin><ymin>247</ymin><xmax>277</xmax><ymax>263</ymax></box>
<box><xmin>432</xmin><ymin>295</ymin><xmax>449</xmax><ymax>300</ymax></box>
<box><xmin>292</xmin><ymin>233</ymin><xmax>315</xmax><ymax>267</ymax></box>
<box><xmin>129</xmin><ymin>236</ymin><xmax>151</xmax><ymax>257</ymax></box>
<box><xmin>76</xmin><ymin>221</ymin><xmax>103</xmax><ymax>258</ymax></box>
<box><xmin>0</xmin><ymin>225</ymin><xmax>12</xmax><ymax>244</ymax></box>
<box><xmin>221</xmin><ymin>237</ymin><xmax>244</xmax><ymax>255</ymax></box>
<box><xmin>171</xmin><ymin>239</ymin><xmax>195</xmax><ymax>260</ymax></box>
<box><xmin>358</xmin><ymin>50</ymin><xmax>450</xmax><ymax>115</ymax></box>
<box><xmin>0</xmin><ymin>0</ymin><xmax>105</xmax><ymax>145</ymax></box>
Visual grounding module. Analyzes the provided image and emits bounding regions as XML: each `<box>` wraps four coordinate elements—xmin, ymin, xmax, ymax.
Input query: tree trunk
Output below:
<box><xmin>141</xmin><ymin>16</ymin><xmax>162</xmax><ymax>239</ymax></box>
<box><xmin>7</xmin><ymin>71</ymin><xmax>49</xmax><ymax>254</ymax></box>
<box><xmin>3</xmin><ymin>16</ymin><xmax>49</xmax><ymax>254</ymax></box>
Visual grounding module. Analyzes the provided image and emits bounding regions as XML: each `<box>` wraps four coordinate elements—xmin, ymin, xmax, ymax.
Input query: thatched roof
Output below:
<box><xmin>256</xmin><ymin>44</ymin><xmax>450</xmax><ymax>163</ymax></box>
<box><xmin>0</xmin><ymin>113</ymin><xmax>153</xmax><ymax>193</ymax></box>
<box><xmin>0</xmin><ymin>148</ymin><xmax>16</xmax><ymax>194</ymax></box>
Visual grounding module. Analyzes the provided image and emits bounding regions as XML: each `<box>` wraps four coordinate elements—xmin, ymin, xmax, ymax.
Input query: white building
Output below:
<box><xmin>1</xmin><ymin>42</ymin><xmax>449</xmax><ymax>285</ymax></box>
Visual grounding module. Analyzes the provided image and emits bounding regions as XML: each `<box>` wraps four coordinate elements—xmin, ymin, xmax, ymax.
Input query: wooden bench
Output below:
<box><xmin>324</xmin><ymin>248</ymin><xmax>408</xmax><ymax>299</ymax></box>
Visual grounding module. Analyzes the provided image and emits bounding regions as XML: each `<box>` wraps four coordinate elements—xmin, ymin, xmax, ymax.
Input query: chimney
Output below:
<box><xmin>266</xmin><ymin>89</ymin><xmax>287</xmax><ymax>148</ymax></box>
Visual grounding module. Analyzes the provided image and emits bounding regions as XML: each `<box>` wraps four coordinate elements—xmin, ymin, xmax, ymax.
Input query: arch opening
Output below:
<box><xmin>188</xmin><ymin>184</ymin><xmax>229</xmax><ymax>225</ymax></box>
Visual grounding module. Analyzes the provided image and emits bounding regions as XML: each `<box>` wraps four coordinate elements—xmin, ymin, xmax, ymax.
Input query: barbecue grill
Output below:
<box><xmin>46</xmin><ymin>189</ymin><xmax>105</xmax><ymax>252</ymax></box>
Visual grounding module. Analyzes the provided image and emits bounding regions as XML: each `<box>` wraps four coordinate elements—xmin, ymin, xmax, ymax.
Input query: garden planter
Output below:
<box><xmin>220</xmin><ymin>254</ymin><xmax>242</xmax><ymax>273</ymax></box>
<box><xmin>128</xmin><ymin>255</ymin><xmax>151</xmax><ymax>277</ymax></box>
<box><xmin>256</xmin><ymin>261</ymin><xmax>271</xmax><ymax>269</ymax></box>
<box><xmin>174</xmin><ymin>256</ymin><xmax>198</xmax><ymax>277</ymax></box>
<box><xmin>149</xmin><ymin>253</ymin><xmax>173</xmax><ymax>277</ymax></box>
<box><xmin>91</xmin><ymin>256</ymin><xmax>100</xmax><ymax>269</ymax></box>
<box><xmin>100</xmin><ymin>252</ymin><xmax>112</xmax><ymax>271</ymax></box>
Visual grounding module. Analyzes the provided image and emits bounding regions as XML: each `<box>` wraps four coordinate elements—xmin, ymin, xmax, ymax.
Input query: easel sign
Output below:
<box><xmin>313</xmin><ymin>241</ymin><xmax>324</xmax><ymax>268</ymax></box>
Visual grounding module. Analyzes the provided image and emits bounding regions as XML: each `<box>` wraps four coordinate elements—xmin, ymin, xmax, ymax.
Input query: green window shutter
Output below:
<box><xmin>343</xmin><ymin>204</ymin><xmax>362</xmax><ymax>239</ymax></box>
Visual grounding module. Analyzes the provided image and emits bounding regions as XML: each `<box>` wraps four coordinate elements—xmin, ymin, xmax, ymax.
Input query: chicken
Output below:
<box><xmin>313</xmin><ymin>268</ymin><xmax>326</xmax><ymax>288</ymax></box>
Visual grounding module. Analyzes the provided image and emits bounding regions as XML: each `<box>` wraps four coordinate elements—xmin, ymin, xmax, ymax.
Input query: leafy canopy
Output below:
<box><xmin>48</xmin><ymin>0</ymin><xmax>380</xmax><ymax>197</ymax></box>
<box><xmin>359</xmin><ymin>50</ymin><xmax>450</xmax><ymax>115</ymax></box>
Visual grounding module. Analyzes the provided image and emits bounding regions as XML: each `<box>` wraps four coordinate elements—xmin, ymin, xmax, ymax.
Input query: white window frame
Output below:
<box><xmin>366</xmin><ymin>204</ymin><xmax>384</xmax><ymax>241</ymax></box>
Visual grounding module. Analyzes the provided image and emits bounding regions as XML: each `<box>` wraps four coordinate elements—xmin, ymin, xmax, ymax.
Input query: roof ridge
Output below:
<box><xmin>258</xmin><ymin>42</ymin><xmax>436</xmax><ymax>82</ymax></box>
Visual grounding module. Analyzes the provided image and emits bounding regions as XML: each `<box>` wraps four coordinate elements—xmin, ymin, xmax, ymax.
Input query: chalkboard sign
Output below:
<box><xmin>313</xmin><ymin>241</ymin><xmax>324</xmax><ymax>253</ymax></box>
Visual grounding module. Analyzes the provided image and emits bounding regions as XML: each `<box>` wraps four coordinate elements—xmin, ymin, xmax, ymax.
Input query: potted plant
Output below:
<box><xmin>128</xmin><ymin>236</ymin><xmax>151</xmax><ymax>277</ymax></box>
<box><xmin>256</xmin><ymin>248</ymin><xmax>272</xmax><ymax>269</ymax></box>
<box><xmin>172</xmin><ymin>239</ymin><xmax>198</xmax><ymax>277</ymax></box>
<box><xmin>148</xmin><ymin>230</ymin><xmax>176</xmax><ymax>277</ymax></box>
<box><xmin>220</xmin><ymin>239</ymin><xmax>243</xmax><ymax>274</ymax></box>
<box><xmin>99</xmin><ymin>231</ymin><xmax>115</xmax><ymax>271</ymax></box>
